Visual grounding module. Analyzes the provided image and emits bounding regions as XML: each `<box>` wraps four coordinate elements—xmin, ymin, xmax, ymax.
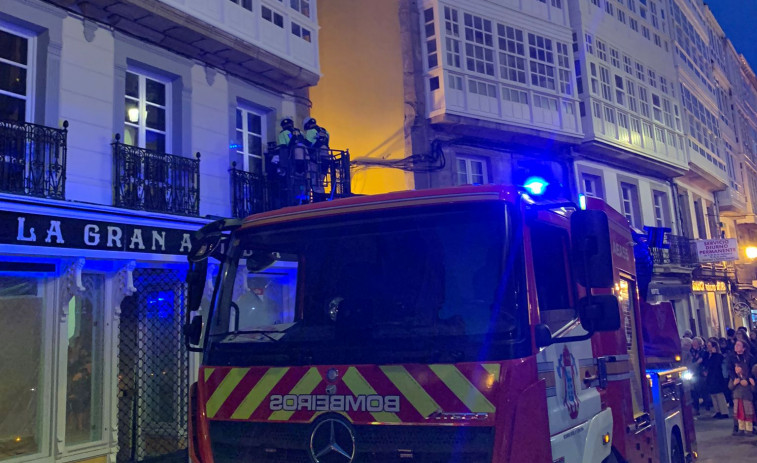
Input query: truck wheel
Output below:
<box><xmin>670</xmin><ymin>432</ymin><xmax>684</xmax><ymax>463</ymax></box>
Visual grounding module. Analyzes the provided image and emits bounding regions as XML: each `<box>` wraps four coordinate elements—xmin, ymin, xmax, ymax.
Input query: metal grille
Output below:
<box><xmin>0</xmin><ymin>119</ymin><xmax>68</xmax><ymax>199</ymax></box>
<box><xmin>112</xmin><ymin>134</ymin><xmax>200</xmax><ymax>216</ymax></box>
<box><xmin>118</xmin><ymin>268</ymin><xmax>189</xmax><ymax>463</ymax></box>
<box><xmin>649</xmin><ymin>234</ymin><xmax>697</xmax><ymax>266</ymax></box>
<box><xmin>230</xmin><ymin>148</ymin><xmax>352</xmax><ymax>218</ymax></box>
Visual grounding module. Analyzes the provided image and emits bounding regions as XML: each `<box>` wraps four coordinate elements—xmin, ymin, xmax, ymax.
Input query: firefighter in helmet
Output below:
<box><xmin>303</xmin><ymin>117</ymin><xmax>332</xmax><ymax>198</ymax></box>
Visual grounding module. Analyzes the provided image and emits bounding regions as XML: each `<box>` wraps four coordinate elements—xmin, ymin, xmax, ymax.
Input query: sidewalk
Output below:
<box><xmin>693</xmin><ymin>411</ymin><xmax>757</xmax><ymax>461</ymax></box>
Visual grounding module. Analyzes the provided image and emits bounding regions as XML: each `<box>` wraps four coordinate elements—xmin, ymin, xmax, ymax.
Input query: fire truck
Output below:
<box><xmin>183</xmin><ymin>184</ymin><xmax>697</xmax><ymax>463</ymax></box>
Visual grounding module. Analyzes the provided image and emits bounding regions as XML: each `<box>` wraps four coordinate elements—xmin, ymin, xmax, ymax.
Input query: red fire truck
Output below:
<box><xmin>184</xmin><ymin>184</ymin><xmax>696</xmax><ymax>463</ymax></box>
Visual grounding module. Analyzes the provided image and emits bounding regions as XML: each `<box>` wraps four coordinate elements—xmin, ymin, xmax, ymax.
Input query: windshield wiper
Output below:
<box><xmin>210</xmin><ymin>329</ymin><xmax>288</xmax><ymax>342</ymax></box>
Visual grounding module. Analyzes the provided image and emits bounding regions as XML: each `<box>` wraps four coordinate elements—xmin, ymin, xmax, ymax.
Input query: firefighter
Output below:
<box><xmin>303</xmin><ymin>117</ymin><xmax>332</xmax><ymax>198</ymax></box>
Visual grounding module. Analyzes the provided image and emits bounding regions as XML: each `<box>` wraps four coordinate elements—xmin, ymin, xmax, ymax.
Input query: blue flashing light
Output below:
<box><xmin>579</xmin><ymin>194</ymin><xmax>587</xmax><ymax>210</ymax></box>
<box><xmin>229</xmin><ymin>143</ymin><xmax>242</xmax><ymax>150</ymax></box>
<box><xmin>523</xmin><ymin>176</ymin><xmax>549</xmax><ymax>196</ymax></box>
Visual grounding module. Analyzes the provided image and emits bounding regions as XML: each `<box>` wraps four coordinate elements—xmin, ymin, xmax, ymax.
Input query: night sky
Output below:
<box><xmin>706</xmin><ymin>0</ymin><xmax>757</xmax><ymax>72</ymax></box>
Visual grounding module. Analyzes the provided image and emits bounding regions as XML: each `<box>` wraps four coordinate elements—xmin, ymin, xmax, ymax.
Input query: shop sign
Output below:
<box><xmin>691</xmin><ymin>280</ymin><xmax>727</xmax><ymax>292</ymax></box>
<box><xmin>695</xmin><ymin>238</ymin><xmax>738</xmax><ymax>263</ymax></box>
<box><xmin>0</xmin><ymin>210</ymin><xmax>200</xmax><ymax>255</ymax></box>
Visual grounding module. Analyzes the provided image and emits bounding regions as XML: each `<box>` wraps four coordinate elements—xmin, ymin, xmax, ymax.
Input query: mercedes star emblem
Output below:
<box><xmin>308</xmin><ymin>417</ymin><xmax>356</xmax><ymax>463</ymax></box>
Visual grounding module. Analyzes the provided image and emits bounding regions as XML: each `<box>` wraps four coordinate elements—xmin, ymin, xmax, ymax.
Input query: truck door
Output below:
<box><xmin>530</xmin><ymin>221</ymin><xmax>611</xmax><ymax>463</ymax></box>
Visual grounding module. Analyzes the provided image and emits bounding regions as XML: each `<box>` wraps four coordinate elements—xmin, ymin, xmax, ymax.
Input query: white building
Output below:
<box><xmin>0</xmin><ymin>1</ymin><xmax>321</xmax><ymax>463</ymax></box>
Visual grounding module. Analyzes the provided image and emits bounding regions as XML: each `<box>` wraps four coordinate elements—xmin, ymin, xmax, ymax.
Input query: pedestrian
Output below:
<box><xmin>683</xmin><ymin>329</ymin><xmax>693</xmax><ymax>339</ymax></box>
<box><xmin>704</xmin><ymin>340</ymin><xmax>729</xmax><ymax>419</ymax></box>
<box><xmin>750</xmin><ymin>330</ymin><xmax>757</xmax><ymax>346</ymax></box>
<box><xmin>681</xmin><ymin>336</ymin><xmax>693</xmax><ymax>366</ymax></box>
<box><xmin>691</xmin><ymin>336</ymin><xmax>712</xmax><ymax>413</ymax></box>
<box><xmin>303</xmin><ymin>117</ymin><xmax>332</xmax><ymax>198</ymax></box>
<box><xmin>726</xmin><ymin>328</ymin><xmax>736</xmax><ymax>352</ymax></box>
<box><xmin>729</xmin><ymin>362</ymin><xmax>756</xmax><ymax>435</ymax></box>
<box><xmin>727</xmin><ymin>339</ymin><xmax>755</xmax><ymax>433</ymax></box>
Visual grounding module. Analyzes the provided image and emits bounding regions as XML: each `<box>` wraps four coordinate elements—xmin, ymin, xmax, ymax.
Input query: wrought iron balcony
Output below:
<box><xmin>0</xmin><ymin>119</ymin><xmax>68</xmax><ymax>199</ymax></box>
<box><xmin>112</xmin><ymin>135</ymin><xmax>200</xmax><ymax>216</ymax></box>
<box><xmin>230</xmin><ymin>147</ymin><xmax>351</xmax><ymax>218</ymax></box>
<box><xmin>649</xmin><ymin>234</ymin><xmax>697</xmax><ymax>267</ymax></box>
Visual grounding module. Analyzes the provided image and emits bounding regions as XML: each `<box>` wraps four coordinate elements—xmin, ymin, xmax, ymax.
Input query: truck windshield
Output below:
<box><xmin>206</xmin><ymin>201</ymin><xmax>528</xmax><ymax>364</ymax></box>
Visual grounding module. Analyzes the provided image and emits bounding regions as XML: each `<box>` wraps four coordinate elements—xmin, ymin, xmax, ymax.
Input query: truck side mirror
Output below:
<box><xmin>577</xmin><ymin>294</ymin><xmax>620</xmax><ymax>332</ymax></box>
<box><xmin>186</xmin><ymin>259</ymin><xmax>208</xmax><ymax>313</ymax></box>
<box><xmin>183</xmin><ymin>315</ymin><xmax>203</xmax><ymax>347</ymax></box>
<box><xmin>571</xmin><ymin>210</ymin><xmax>614</xmax><ymax>289</ymax></box>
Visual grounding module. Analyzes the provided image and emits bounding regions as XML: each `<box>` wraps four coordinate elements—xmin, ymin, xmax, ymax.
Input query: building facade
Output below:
<box><xmin>313</xmin><ymin>0</ymin><xmax>757</xmax><ymax>338</ymax></box>
<box><xmin>0</xmin><ymin>1</ymin><xmax>326</xmax><ymax>463</ymax></box>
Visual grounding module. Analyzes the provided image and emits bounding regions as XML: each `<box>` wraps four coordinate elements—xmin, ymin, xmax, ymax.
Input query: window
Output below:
<box><xmin>236</xmin><ymin>107</ymin><xmax>265</xmax><ymax>173</ymax></box>
<box><xmin>585</xmin><ymin>33</ymin><xmax>594</xmax><ymax>54</ymax></box>
<box><xmin>652</xmin><ymin>190</ymin><xmax>670</xmax><ymax>227</ymax></box>
<box><xmin>627</xmin><ymin>80</ymin><xmax>637</xmax><ymax>112</ymax></box>
<box><xmin>610</xmin><ymin>48</ymin><xmax>620</xmax><ymax>68</ymax></box>
<box><xmin>623</xmin><ymin>55</ymin><xmax>633</xmax><ymax>74</ymax></box>
<box><xmin>124</xmin><ymin>70</ymin><xmax>170</xmax><ymax>153</ymax></box>
<box><xmin>596</xmin><ymin>39</ymin><xmax>607</xmax><ymax>61</ymax></box>
<box><xmin>600</xmin><ymin>65</ymin><xmax>612</xmax><ymax>101</ymax></box>
<box><xmin>534</xmin><ymin>94</ymin><xmax>558</xmax><ymax>110</ymax></box>
<box><xmin>604</xmin><ymin>106</ymin><xmax>616</xmax><ymax>124</ymax></box>
<box><xmin>468</xmin><ymin>79</ymin><xmax>496</xmax><ymax>97</ymax></box>
<box><xmin>652</xmin><ymin>93</ymin><xmax>662</xmax><ymax>122</ymax></box>
<box><xmin>497</xmin><ymin>24</ymin><xmax>526</xmax><ymax>84</ymax></box>
<box><xmin>464</xmin><ymin>13</ymin><xmax>495</xmax><ymax>76</ymax></box>
<box><xmin>593</xmin><ymin>101</ymin><xmax>602</xmax><ymax>118</ymax></box>
<box><xmin>0</xmin><ymin>28</ymin><xmax>32</xmax><ymax>122</ymax></box>
<box><xmin>528</xmin><ymin>33</ymin><xmax>556</xmax><ymax>90</ymax></box>
<box><xmin>615</xmin><ymin>74</ymin><xmax>625</xmax><ymax>105</ymax></box>
<box><xmin>642</xmin><ymin>26</ymin><xmax>650</xmax><ymax>40</ymax></box>
<box><xmin>620</xmin><ymin>181</ymin><xmax>641</xmax><ymax>226</ymax></box>
<box><xmin>531</xmin><ymin>223</ymin><xmax>576</xmax><ymax>332</ymax></box>
<box><xmin>444</xmin><ymin>7</ymin><xmax>461</xmax><ymax>68</ymax></box>
<box><xmin>556</xmin><ymin>42</ymin><xmax>571</xmax><ymax>95</ymax></box>
<box><xmin>291</xmin><ymin>22</ymin><xmax>312</xmax><ymax>42</ymax></box>
<box><xmin>0</xmin><ymin>276</ymin><xmax>49</xmax><ymax>458</ymax></box>
<box><xmin>630</xmin><ymin>17</ymin><xmax>638</xmax><ymax>32</ymax></box>
<box><xmin>262</xmin><ymin>6</ymin><xmax>284</xmax><ymax>28</ymax></box>
<box><xmin>502</xmin><ymin>86</ymin><xmax>528</xmax><ymax>104</ymax></box>
<box><xmin>638</xmin><ymin>85</ymin><xmax>650</xmax><ymax>118</ymax></box>
<box><xmin>628</xmin><ymin>0</ymin><xmax>636</xmax><ymax>13</ymax></box>
<box><xmin>635</xmin><ymin>61</ymin><xmax>644</xmax><ymax>80</ymax></box>
<box><xmin>424</xmin><ymin>8</ymin><xmax>438</xmax><ymax>69</ymax></box>
<box><xmin>65</xmin><ymin>274</ymin><xmax>105</xmax><ymax>446</ymax></box>
<box><xmin>457</xmin><ymin>156</ymin><xmax>487</xmax><ymax>185</ymax></box>
<box><xmin>229</xmin><ymin>0</ymin><xmax>253</xmax><ymax>12</ymax></box>
<box><xmin>647</xmin><ymin>69</ymin><xmax>657</xmax><ymax>88</ymax></box>
<box><xmin>605</xmin><ymin>1</ymin><xmax>614</xmax><ymax>15</ymax></box>
<box><xmin>289</xmin><ymin>0</ymin><xmax>310</xmax><ymax>17</ymax></box>
<box><xmin>581</xmin><ymin>172</ymin><xmax>604</xmax><ymax>198</ymax></box>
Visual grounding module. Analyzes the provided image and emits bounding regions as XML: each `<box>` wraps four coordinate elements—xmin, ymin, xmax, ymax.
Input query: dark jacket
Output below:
<box><xmin>704</xmin><ymin>352</ymin><xmax>728</xmax><ymax>394</ymax></box>
<box><xmin>727</xmin><ymin>351</ymin><xmax>755</xmax><ymax>380</ymax></box>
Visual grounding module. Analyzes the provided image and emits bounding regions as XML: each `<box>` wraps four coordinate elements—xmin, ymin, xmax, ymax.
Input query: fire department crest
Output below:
<box><xmin>557</xmin><ymin>346</ymin><xmax>580</xmax><ymax>419</ymax></box>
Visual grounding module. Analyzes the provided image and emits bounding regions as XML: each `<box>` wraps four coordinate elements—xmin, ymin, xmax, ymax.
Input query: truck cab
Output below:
<box><xmin>184</xmin><ymin>185</ymin><xmax>695</xmax><ymax>463</ymax></box>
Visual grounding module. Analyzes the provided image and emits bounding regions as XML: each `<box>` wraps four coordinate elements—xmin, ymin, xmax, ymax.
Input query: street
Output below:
<box><xmin>694</xmin><ymin>412</ymin><xmax>757</xmax><ymax>461</ymax></box>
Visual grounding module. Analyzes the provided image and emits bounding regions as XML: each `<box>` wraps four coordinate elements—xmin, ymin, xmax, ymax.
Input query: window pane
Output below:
<box><xmin>145</xmin><ymin>105</ymin><xmax>166</xmax><ymax>131</ymax></box>
<box><xmin>145</xmin><ymin>130</ymin><xmax>166</xmax><ymax>153</ymax></box>
<box><xmin>236</xmin><ymin>129</ymin><xmax>244</xmax><ymax>150</ymax></box>
<box><xmin>0</xmin><ymin>93</ymin><xmax>25</xmax><ymax>122</ymax></box>
<box><xmin>0</xmin><ymin>276</ymin><xmax>44</xmax><ymax>459</ymax></box>
<box><xmin>0</xmin><ymin>62</ymin><xmax>27</xmax><ymax>95</ymax></box>
<box><xmin>248</xmin><ymin>134</ymin><xmax>262</xmax><ymax>156</ymax></box>
<box><xmin>145</xmin><ymin>78</ymin><xmax>165</xmax><ymax>106</ymax></box>
<box><xmin>236</xmin><ymin>109</ymin><xmax>243</xmax><ymax>130</ymax></box>
<box><xmin>249</xmin><ymin>114</ymin><xmax>261</xmax><ymax>134</ymax></box>
<box><xmin>123</xmin><ymin>125</ymin><xmax>139</xmax><ymax>147</ymax></box>
<box><xmin>65</xmin><ymin>274</ymin><xmax>104</xmax><ymax>446</ymax></box>
<box><xmin>125</xmin><ymin>72</ymin><xmax>139</xmax><ymax>98</ymax></box>
<box><xmin>0</xmin><ymin>30</ymin><xmax>28</xmax><ymax>65</ymax></box>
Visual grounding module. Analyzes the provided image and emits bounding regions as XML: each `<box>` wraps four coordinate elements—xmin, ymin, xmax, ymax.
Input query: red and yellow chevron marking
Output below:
<box><xmin>199</xmin><ymin>362</ymin><xmax>501</xmax><ymax>425</ymax></box>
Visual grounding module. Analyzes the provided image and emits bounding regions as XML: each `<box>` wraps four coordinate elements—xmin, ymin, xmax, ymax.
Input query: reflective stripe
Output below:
<box><xmin>429</xmin><ymin>365</ymin><xmax>495</xmax><ymax>413</ymax></box>
<box><xmin>381</xmin><ymin>365</ymin><xmax>440</xmax><ymax>418</ymax></box>
<box><xmin>342</xmin><ymin>367</ymin><xmax>401</xmax><ymax>423</ymax></box>
<box><xmin>231</xmin><ymin>367</ymin><xmax>289</xmax><ymax>419</ymax></box>
<box><xmin>204</xmin><ymin>368</ymin><xmax>214</xmax><ymax>382</ymax></box>
<box><xmin>206</xmin><ymin>368</ymin><xmax>250</xmax><ymax>418</ymax></box>
<box><xmin>269</xmin><ymin>367</ymin><xmax>323</xmax><ymax>421</ymax></box>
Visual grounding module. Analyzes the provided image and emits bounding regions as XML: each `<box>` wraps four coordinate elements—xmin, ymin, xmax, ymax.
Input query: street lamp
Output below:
<box><xmin>746</xmin><ymin>246</ymin><xmax>757</xmax><ymax>259</ymax></box>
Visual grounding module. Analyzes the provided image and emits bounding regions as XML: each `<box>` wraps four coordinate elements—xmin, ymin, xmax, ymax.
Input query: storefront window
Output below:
<box><xmin>0</xmin><ymin>276</ymin><xmax>45</xmax><ymax>460</ymax></box>
<box><xmin>65</xmin><ymin>274</ymin><xmax>104</xmax><ymax>446</ymax></box>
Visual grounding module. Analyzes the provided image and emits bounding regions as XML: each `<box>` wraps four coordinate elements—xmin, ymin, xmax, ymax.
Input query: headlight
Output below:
<box><xmin>682</xmin><ymin>371</ymin><xmax>693</xmax><ymax>381</ymax></box>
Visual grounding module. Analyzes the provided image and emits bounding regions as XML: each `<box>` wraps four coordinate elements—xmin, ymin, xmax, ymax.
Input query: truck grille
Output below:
<box><xmin>209</xmin><ymin>420</ymin><xmax>494</xmax><ymax>463</ymax></box>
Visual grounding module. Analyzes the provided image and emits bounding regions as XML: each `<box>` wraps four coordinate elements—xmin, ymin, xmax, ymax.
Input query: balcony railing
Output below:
<box><xmin>0</xmin><ymin>119</ymin><xmax>68</xmax><ymax>199</ymax></box>
<box><xmin>230</xmin><ymin>147</ymin><xmax>351</xmax><ymax>218</ymax></box>
<box><xmin>649</xmin><ymin>234</ymin><xmax>697</xmax><ymax>266</ymax></box>
<box><xmin>113</xmin><ymin>135</ymin><xmax>200</xmax><ymax>216</ymax></box>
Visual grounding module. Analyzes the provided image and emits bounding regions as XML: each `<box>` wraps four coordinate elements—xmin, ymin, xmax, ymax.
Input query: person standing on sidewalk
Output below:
<box><xmin>704</xmin><ymin>340</ymin><xmax>729</xmax><ymax>419</ymax></box>
<box><xmin>727</xmin><ymin>340</ymin><xmax>755</xmax><ymax>434</ymax></box>
<box><xmin>729</xmin><ymin>362</ymin><xmax>756</xmax><ymax>435</ymax></box>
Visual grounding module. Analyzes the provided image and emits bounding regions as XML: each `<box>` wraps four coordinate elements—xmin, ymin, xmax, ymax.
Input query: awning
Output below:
<box><xmin>648</xmin><ymin>281</ymin><xmax>692</xmax><ymax>298</ymax></box>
